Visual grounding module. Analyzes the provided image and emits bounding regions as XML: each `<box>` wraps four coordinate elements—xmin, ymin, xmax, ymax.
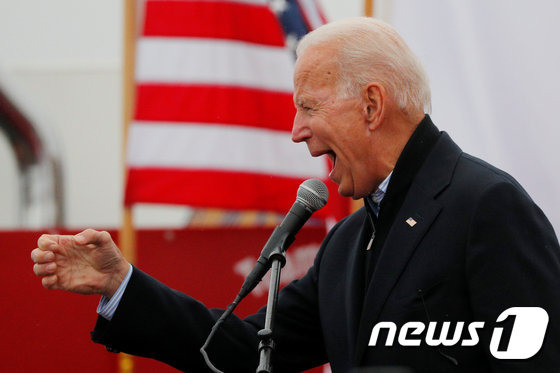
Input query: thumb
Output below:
<box><xmin>74</xmin><ymin>229</ymin><xmax>112</xmax><ymax>246</ymax></box>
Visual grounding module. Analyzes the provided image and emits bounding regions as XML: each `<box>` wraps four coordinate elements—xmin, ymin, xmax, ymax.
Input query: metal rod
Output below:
<box><xmin>256</xmin><ymin>254</ymin><xmax>285</xmax><ymax>373</ymax></box>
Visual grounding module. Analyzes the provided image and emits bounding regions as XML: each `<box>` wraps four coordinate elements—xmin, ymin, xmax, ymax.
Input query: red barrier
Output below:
<box><xmin>1</xmin><ymin>226</ymin><xmax>326</xmax><ymax>372</ymax></box>
<box><xmin>1</xmin><ymin>230</ymin><xmax>118</xmax><ymax>372</ymax></box>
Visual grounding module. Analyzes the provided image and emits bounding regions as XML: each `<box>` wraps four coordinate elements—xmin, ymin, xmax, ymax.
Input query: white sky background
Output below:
<box><xmin>387</xmin><ymin>0</ymin><xmax>560</xmax><ymax>234</ymax></box>
<box><xmin>0</xmin><ymin>0</ymin><xmax>558</xmax><ymax>233</ymax></box>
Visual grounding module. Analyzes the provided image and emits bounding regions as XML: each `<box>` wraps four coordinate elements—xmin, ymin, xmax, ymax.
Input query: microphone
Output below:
<box><xmin>200</xmin><ymin>179</ymin><xmax>329</xmax><ymax>373</ymax></box>
<box><xmin>237</xmin><ymin>178</ymin><xmax>329</xmax><ymax>299</ymax></box>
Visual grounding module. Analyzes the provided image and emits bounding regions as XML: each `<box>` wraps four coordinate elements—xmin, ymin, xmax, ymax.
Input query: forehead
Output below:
<box><xmin>294</xmin><ymin>47</ymin><xmax>340</xmax><ymax>97</ymax></box>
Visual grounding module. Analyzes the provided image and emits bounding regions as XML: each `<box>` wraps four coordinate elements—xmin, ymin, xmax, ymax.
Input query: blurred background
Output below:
<box><xmin>1</xmin><ymin>0</ymin><xmax>558</xmax><ymax>231</ymax></box>
<box><xmin>1</xmin><ymin>1</ymin><xmax>559</xmax><ymax>372</ymax></box>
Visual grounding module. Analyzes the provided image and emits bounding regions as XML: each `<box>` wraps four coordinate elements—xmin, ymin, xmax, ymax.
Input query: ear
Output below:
<box><xmin>363</xmin><ymin>83</ymin><xmax>386</xmax><ymax>130</ymax></box>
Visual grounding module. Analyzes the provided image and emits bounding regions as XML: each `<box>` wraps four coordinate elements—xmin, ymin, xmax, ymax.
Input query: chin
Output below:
<box><xmin>337</xmin><ymin>183</ymin><xmax>355</xmax><ymax>198</ymax></box>
<box><xmin>342</xmin><ymin>184</ymin><xmax>369</xmax><ymax>200</ymax></box>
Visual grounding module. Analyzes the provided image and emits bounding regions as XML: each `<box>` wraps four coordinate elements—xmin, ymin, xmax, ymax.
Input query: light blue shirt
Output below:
<box><xmin>97</xmin><ymin>263</ymin><xmax>133</xmax><ymax>320</ymax></box>
<box><xmin>369</xmin><ymin>171</ymin><xmax>392</xmax><ymax>217</ymax></box>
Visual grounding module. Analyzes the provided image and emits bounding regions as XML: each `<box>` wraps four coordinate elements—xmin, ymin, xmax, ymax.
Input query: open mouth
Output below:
<box><xmin>310</xmin><ymin>149</ymin><xmax>337</xmax><ymax>175</ymax></box>
<box><xmin>327</xmin><ymin>151</ymin><xmax>337</xmax><ymax>168</ymax></box>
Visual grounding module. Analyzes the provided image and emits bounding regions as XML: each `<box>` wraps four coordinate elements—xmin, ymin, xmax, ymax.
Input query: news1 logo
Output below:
<box><xmin>368</xmin><ymin>307</ymin><xmax>549</xmax><ymax>359</ymax></box>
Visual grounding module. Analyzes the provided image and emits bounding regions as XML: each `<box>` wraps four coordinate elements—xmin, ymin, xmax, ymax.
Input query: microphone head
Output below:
<box><xmin>297</xmin><ymin>179</ymin><xmax>329</xmax><ymax>212</ymax></box>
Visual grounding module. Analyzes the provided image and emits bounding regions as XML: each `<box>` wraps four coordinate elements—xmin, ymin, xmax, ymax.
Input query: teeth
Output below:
<box><xmin>327</xmin><ymin>151</ymin><xmax>336</xmax><ymax>167</ymax></box>
<box><xmin>328</xmin><ymin>152</ymin><xmax>336</xmax><ymax>179</ymax></box>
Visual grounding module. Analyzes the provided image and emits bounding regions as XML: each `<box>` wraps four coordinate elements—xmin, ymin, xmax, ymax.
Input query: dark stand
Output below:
<box><xmin>256</xmin><ymin>248</ymin><xmax>286</xmax><ymax>373</ymax></box>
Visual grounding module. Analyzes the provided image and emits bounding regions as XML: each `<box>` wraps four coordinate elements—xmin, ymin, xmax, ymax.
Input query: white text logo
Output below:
<box><xmin>368</xmin><ymin>307</ymin><xmax>548</xmax><ymax>359</ymax></box>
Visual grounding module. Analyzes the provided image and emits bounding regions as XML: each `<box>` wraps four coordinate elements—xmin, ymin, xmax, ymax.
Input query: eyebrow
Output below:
<box><xmin>294</xmin><ymin>96</ymin><xmax>317</xmax><ymax>107</ymax></box>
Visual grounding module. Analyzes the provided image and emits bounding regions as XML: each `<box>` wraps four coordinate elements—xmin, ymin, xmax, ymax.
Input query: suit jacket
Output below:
<box><xmin>92</xmin><ymin>118</ymin><xmax>560</xmax><ymax>373</ymax></box>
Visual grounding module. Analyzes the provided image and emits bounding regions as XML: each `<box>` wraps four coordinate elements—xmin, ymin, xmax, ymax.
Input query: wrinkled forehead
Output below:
<box><xmin>294</xmin><ymin>47</ymin><xmax>340</xmax><ymax>95</ymax></box>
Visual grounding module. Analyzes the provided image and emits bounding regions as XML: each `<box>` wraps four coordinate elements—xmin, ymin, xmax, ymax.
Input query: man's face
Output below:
<box><xmin>292</xmin><ymin>47</ymin><xmax>378</xmax><ymax>199</ymax></box>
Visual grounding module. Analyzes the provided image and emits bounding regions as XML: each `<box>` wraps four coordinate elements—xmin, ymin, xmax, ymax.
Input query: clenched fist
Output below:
<box><xmin>31</xmin><ymin>229</ymin><xmax>130</xmax><ymax>298</ymax></box>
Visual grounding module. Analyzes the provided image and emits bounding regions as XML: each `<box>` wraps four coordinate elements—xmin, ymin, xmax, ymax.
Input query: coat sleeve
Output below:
<box><xmin>90</xmin><ymin>222</ymin><xmax>345</xmax><ymax>372</ymax></box>
<box><xmin>466</xmin><ymin>180</ymin><xmax>560</xmax><ymax>372</ymax></box>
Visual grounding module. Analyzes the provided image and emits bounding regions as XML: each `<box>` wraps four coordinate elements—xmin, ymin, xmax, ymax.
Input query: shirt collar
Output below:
<box><xmin>370</xmin><ymin>171</ymin><xmax>393</xmax><ymax>205</ymax></box>
<box><xmin>364</xmin><ymin>115</ymin><xmax>440</xmax><ymax>219</ymax></box>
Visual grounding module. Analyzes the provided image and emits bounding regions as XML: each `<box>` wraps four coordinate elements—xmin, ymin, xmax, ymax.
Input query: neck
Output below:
<box><xmin>372</xmin><ymin>111</ymin><xmax>424</xmax><ymax>186</ymax></box>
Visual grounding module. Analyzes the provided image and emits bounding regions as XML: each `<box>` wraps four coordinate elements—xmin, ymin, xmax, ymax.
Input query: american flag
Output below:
<box><xmin>124</xmin><ymin>0</ymin><xmax>348</xmax><ymax>220</ymax></box>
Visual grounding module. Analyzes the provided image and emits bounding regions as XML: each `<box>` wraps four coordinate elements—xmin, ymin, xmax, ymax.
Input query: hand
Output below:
<box><xmin>31</xmin><ymin>229</ymin><xmax>130</xmax><ymax>298</ymax></box>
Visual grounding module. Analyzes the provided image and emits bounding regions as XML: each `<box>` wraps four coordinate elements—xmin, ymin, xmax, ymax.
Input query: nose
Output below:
<box><xmin>291</xmin><ymin>113</ymin><xmax>312</xmax><ymax>143</ymax></box>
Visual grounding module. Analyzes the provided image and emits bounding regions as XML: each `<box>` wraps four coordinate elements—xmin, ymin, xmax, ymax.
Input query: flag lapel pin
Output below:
<box><xmin>406</xmin><ymin>217</ymin><xmax>417</xmax><ymax>227</ymax></box>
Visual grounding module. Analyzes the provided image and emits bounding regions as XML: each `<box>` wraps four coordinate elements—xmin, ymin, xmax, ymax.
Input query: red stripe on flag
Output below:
<box><xmin>126</xmin><ymin>168</ymin><xmax>304</xmax><ymax>212</ymax></box>
<box><xmin>316</xmin><ymin>1</ymin><xmax>329</xmax><ymax>24</ymax></box>
<box><xmin>125</xmin><ymin>168</ymin><xmax>348</xmax><ymax>219</ymax></box>
<box><xmin>143</xmin><ymin>0</ymin><xmax>285</xmax><ymax>46</ymax></box>
<box><xmin>134</xmin><ymin>84</ymin><xmax>296</xmax><ymax>132</ymax></box>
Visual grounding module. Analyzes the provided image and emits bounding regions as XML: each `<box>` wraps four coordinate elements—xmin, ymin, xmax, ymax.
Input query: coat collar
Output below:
<box><xmin>351</xmin><ymin>129</ymin><xmax>463</xmax><ymax>364</ymax></box>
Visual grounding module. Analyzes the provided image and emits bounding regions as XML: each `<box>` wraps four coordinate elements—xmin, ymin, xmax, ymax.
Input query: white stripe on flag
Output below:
<box><xmin>148</xmin><ymin>0</ymin><xmax>270</xmax><ymax>5</ymax></box>
<box><xmin>136</xmin><ymin>37</ymin><xmax>294</xmax><ymax>92</ymax></box>
<box><xmin>298</xmin><ymin>0</ymin><xmax>324</xmax><ymax>30</ymax></box>
<box><xmin>127</xmin><ymin>122</ymin><xmax>327</xmax><ymax>178</ymax></box>
<box><xmin>219</xmin><ymin>0</ymin><xmax>270</xmax><ymax>5</ymax></box>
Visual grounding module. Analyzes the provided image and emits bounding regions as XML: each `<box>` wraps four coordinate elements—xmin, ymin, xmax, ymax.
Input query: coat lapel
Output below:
<box><xmin>345</xmin><ymin>208</ymin><xmax>370</xmax><ymax>353</ymax></box>
<box><xmin>352</xmin><ymin>132</ymin><xmax>462</xmax><ymax>364</ymax></box>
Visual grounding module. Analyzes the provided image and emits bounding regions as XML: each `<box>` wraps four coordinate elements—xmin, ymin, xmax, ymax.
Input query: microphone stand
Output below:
<box><xmin>200</xmin><ymin>179</ymin><xmax>328</xmax><ymax>373</ymax></box>
<box><xmin>256</xmin><ymin>245</ymin><xmax>286</xmax><ymax>373</ymax></box>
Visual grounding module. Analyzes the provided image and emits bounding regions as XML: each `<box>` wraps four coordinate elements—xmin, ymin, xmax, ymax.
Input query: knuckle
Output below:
<box><xmin>31</xmin><ymin>249</ymin><xmax>53</xmax><ymax>264</ymax></box>
<box><xmin>34</xmin><ymin>263</ymin><xmax>55</xmax><ymax>276</ymax></box>
<box><xmin>37</xmin><ymin>234</ymin><xmax>46</xmax><ymax>246</ymax></box>
<box><xmin>42</xmin><ymin>275</ymin><xmax>57</xmax><ymax>289</ymax></box>
<box><xmin>38</xmin><ymin>234</ymin><xmax>56</xmax><ymax>248</ymax></box>
<box><xmin>42</xmin><ymin>277</ymin><xmax>51</xmax><ymax>289</ymax></box>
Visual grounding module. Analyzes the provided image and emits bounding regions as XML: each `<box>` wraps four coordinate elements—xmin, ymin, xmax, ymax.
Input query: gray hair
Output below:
<box><xmin>296</xmin><ymin>17</ymin><xmax>432</xmax><ymax>116</ymax></box>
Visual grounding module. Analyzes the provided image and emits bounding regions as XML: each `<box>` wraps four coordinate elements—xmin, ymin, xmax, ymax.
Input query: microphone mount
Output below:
<box><xmin>200</xmin><ymin>179</ymin><xmax>328</xmax><ymax>373</ymax></box>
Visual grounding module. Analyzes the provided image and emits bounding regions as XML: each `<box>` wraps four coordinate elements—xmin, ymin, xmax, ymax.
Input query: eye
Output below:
<box><xmin>298</xmin><ymin>103</ymin><xmax>313</xmax><ymax>112</ymax></box>
<box><xmin>295</xmin><ymin>100</ymin><xmax>314</xmax><ymax>113</ymax></box>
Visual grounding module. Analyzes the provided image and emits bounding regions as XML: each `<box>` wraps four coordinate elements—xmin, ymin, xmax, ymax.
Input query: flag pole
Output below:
<box><xmin>364</xmin><ymin>0</ymin><xmax>374</xmax><ymax>17</ymax></box>
<box><xmin>119</xmin><ymin>0</ymin><xmax>138</xmax><ymax>372</ymax></box>
<box><xmin>121</xmin><ymin>0</ymin><xmax>138</xmax><ymax>267</ymax></box>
